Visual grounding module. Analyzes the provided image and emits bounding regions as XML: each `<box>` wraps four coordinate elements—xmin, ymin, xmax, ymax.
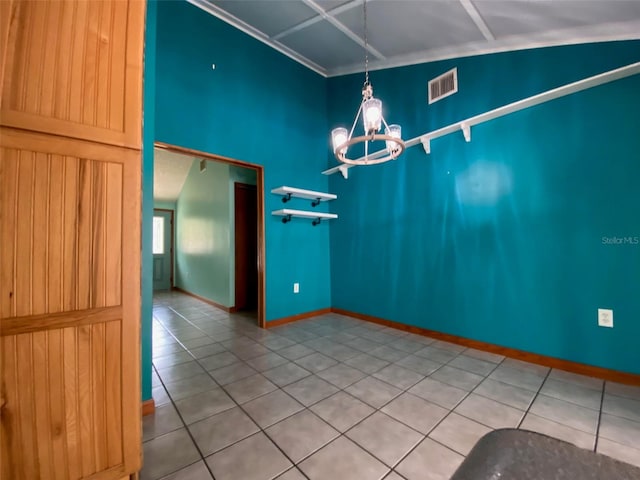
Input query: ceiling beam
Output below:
<box><xmin>326</xmin><ymin>19</ymin><xmax>640</xmax><ymax>76</ymax></box>
<box><xmin>191</xmin><ymin>0</ymin><xmax>640</xmax><ymax>79</ymax></box>
<box><xmin>459</xmin><ymin>0</ymin><xmax>495</xmax><ymax>42</ymax></box>
<box><xmin>273</xmin><ymin>0</ymin><xmax>363</xmax><ymax>41</ymax></box>
<box><xmin>187</xmin><ymin>0</ymin><xmax>328</xmax><ymax>76</ymax></box>
<box><xmin>301</xmin><ymin>0</ymin><xmax>386</xmax><ymax>60</ymax></box>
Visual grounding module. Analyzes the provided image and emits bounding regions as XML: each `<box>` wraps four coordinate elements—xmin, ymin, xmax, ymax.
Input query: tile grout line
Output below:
<box><xmin>159</xmin><ymin>299</ymin><xmax>499</xmax><ymax>476</ymax></box>
<box><xmin>516</xmin><ymin>366</ymin><xmax>552</xmax><ymax>430</ymax></box>
<box><xmin>348</xmin><ymin>344</ymin><xmax>508</xmax><ymax>470</ymax></box>
<box><xmin>154</xmin><ymin>302</ymin><xmax>454</xmax><ymax>477</ymax></box>
<box><xmin>161</xmin><ymin>309</ymin><xmax>310</xmax><ymax>479</ymax></box>
<box><xmin>152</xmin><ymin>293</ymin><xmax>632</xmax><ymax>479</ymax></box>
<box><xmin>593</xmin><ymin>381</ymin><xmax>606</xmax><ymax>452</ymax></box>
<box><xmin>153</xmin><ymin>304</ymin><xmax>282</xmax><ymax>479</ymax></box>
<box><xmin>149</xmin><ymin>362</ymin><xmax>219</xmax><ymax>480</ymax></box>
<box><xmin>398</xmin><ymin>352</ymin><xmax>506</xmax><ymax>459</ymax></box>
<box><xmin>270</xmin><ymin>352</ymin><xmax>430</xmax><ymax>472</ymax></box>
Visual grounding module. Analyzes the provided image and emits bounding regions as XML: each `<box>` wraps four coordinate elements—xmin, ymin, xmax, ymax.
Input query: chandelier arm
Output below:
<box><xmin>380</xmin><ymin>116</ymin><xmax>391</xmax><ymax>131</ymax></box>
<box><xmin>364</xmin><ymin>135</ymin><xmax>369</xmax><ymax>162</ymax></box>
<box><xmin>347</xmin><ymin>101</ymin><xmax>364</xmax><ymax>140</ymax></box>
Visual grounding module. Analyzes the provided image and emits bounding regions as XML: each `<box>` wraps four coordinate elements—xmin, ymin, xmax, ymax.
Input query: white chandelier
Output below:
<box><xmin>330</xmin><ymin>0</ymin><xmax>405</xmax><ymax>165</ymax></box>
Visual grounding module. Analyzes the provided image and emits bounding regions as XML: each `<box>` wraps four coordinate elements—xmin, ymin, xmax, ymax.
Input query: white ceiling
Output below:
<box><xmin>189</xmin><ymin>0</ymin><xmax>640</xmax><ymax>77</ymax></box>
<box><xmin>154</xmin><ymin>149</ymin><xmax>194</xmax><ymax>202</ymax></box>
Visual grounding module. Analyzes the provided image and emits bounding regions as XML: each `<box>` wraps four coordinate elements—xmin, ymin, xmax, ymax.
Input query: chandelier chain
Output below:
<box><xmin>364</xmin><ymin>0</ymin><xmax>369</xmax><ymax>86</ymax></box>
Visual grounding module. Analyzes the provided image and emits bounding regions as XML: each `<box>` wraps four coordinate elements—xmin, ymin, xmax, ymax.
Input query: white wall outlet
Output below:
<box><xmin>293</xmin><ymin>283</ymin><xmax>299</xmax><ymax>294</ymax></box>
<box><xmin>598</xmin><ymin>308</ymin><xmax>613</xmax><ymax>328</ymax></box>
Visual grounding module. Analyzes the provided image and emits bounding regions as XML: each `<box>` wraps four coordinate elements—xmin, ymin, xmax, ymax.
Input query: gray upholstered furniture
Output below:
<box><xmin>451</xmin><ymin>429</ymin><xmax>640</xmax><ymax>480</ymax></box>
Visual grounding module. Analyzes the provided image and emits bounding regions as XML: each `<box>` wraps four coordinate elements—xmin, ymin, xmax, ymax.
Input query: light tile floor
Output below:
<box><xmin>142</xmin><ymin>291</ymin><xmax>640</xmax><ymax>480</ymax></box>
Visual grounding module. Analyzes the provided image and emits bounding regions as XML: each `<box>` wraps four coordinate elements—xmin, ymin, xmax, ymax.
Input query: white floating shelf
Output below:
<box><xmin>272</xmin><ymin>186</ymin><xmax>337</xmax><ymax>206</ymax></box>
<box><xmin>272</xmin><ymin>209</ymin><xmax>337</xmax><ymax>219</ymax></box>
<box><xmin>323</xmin><ymin>61</ymin><xmax>640</xmax><ymax>176</ymax></box>
<box><xmin>272</xmin><ymin>208</ymin><xmax>338</xmax><ymax>226</ymax></box>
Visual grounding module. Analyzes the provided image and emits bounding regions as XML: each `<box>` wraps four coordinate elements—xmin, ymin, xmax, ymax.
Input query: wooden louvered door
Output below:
<box><xmin>0</xmin><ymin>1</ymin><xmax>145</xmax><ymax>479</ymax></box>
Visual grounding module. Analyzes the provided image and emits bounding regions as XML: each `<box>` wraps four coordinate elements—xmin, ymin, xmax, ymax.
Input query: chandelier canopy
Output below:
<box><xmin>330</xmin><ymin>0</ymin><xmax>405</xmax><ymax>166</ymax></box>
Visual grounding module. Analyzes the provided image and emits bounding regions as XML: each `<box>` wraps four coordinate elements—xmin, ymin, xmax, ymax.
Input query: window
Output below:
<box><xmin>153</xmin><ymin>216</ymin><xmax>164</xmax><ymax>254</ymax></box>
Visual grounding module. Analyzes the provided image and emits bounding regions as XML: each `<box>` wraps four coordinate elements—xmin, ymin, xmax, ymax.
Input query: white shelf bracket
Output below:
<box><xmin>461</xmin><ymin>123</ymin><xmax>471</xmax><ymax>142</ymax></box>
<box><xmin>421</xmin><ymin>137</ymin><xmax>431</xmax><ymax>155</ymax></box>
<box><xmin>338</xmin><ymin>165</ymin><xmax>349</xmax><ymax>179</ymax></box>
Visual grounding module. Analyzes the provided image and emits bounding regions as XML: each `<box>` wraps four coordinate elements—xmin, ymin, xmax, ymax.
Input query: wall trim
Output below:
<box><xmin>332</xmin><ymin>308</ymin><xmax>640</xmax><ymax>386</ymax></box>
<box><xmin>142</xmin><ymin>399</ymin><xmax>155</xmax><ymax>416</ymax></box>
<box><xmin>173</xmin><ymin>286</ymin><xmax>237</xmax><ymax>313</ymax></box>
<box><xmin>266</xmin><ymin>308</ymin><xmax>332</xmax><ymax>328</ymax></box>
<box><xmin>165</xmin><ymin>285</ymin><xmax>640</xmax><ymax>385</ymax></box>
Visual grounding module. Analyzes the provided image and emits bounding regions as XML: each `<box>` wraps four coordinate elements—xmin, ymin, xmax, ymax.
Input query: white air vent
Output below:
<box><xmin>428</xmin><ymin>68</ymin><xmax>458</xmax><ymax>104</ymax></box>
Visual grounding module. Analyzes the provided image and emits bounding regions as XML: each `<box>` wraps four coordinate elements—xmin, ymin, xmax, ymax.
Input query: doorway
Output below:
<box><xmin>154</xmin><ymin>142</ymin><xmax>266</xmax><ymax>328</ymax></box>
<box><xmin>234</xmin><ymin>183</ymin><xmax>258</xmax><ymax>310</ymax></box>
<box><xmin>153</xmin><ymin>209</ymin><xmax>174</xmax><ymax>291</ymax></box>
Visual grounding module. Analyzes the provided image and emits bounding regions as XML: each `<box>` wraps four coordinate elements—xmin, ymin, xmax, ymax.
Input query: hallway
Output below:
<box><xmin>142</xmin><ymin>292</ymin><xmax>640</xmax><ymax>480</ymax></box>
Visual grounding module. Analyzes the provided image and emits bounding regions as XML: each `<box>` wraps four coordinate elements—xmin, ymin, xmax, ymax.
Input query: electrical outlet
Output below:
<box><xmin>293</xmin><ymin>283</ymin><xmax>299</xmax><ymax>294</ymax></box>
<box><xmin>598</xmin><ymin>308</ymin><xmax>613</xmax><ymax>328</ymax></box>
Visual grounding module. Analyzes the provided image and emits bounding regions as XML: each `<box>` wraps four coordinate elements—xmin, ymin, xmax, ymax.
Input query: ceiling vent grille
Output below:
<box><xmin>428</xmin><ymin>68</ymin><xmax>458</xmax><ymax>104</ymax></box>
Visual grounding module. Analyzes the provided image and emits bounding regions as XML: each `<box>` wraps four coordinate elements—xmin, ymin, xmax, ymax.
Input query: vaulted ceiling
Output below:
<box><xmin>154</xmin><ymin>149</ymin><xmax>194</xmax><ymax>202</ymax></box>
<box><xmin>189</xmin><ymin>0</ymin><xmax>640</xmax><ymax>77</ymax></box>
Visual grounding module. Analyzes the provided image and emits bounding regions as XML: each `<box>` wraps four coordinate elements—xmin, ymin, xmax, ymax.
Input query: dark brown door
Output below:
<box><xmin>234</xmin><ymin>183</ymin><xmax>258</xmax><ymax>310</ymax></box>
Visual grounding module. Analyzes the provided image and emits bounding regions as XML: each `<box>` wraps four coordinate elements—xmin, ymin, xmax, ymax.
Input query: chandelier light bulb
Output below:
<box><xmin>385</xmin><ymin>124</ymin><xmax>402</xmax><ymax>154</ymax></box>
<box><xmin>362</xmin><ymin>98</ymin><xmax>382</xmax><ymax>134</ymax></box>
<box><xmin>331</xmin><ymin>127</ymin><xmax>349</xmax><ymax>155</ymax></box>
<box><xmin>365</xmin><ymin>105</ymin><xmax>380</xmax><ymax>124</ymax></box>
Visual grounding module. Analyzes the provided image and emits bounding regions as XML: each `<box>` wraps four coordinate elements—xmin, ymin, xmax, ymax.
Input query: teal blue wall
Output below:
<box><xmin>155</xmin><ymin>0</ymin><xmax>332</xmax><ymax>320</ymax></box>
<box><xmin>172</xmin><ymin>161</ymin><xmax>258</xmax><ymax>307</ymax></box>
<box><xmin>141</xmin><ymin>0</ymin><xmax>157</xmax><ymax>402</ymax></box>
<box><xmin>143</xmin><ymin>1</ymin><xmax>640</xmax><ymax>404</ymax></box>
<box><xmin>328</xmin><ymin>41</ymin><xmax>640</xmax><ymax>374</ymax></box>
<box><xmin>175</xmin><ymin>160</ymin><xmax>234</xmax><ymax>306</ymax></box>
<box><xmin>230</xmin><ymin>164</ymin><xmax>257</xmax><ymax>186</ymax></box>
